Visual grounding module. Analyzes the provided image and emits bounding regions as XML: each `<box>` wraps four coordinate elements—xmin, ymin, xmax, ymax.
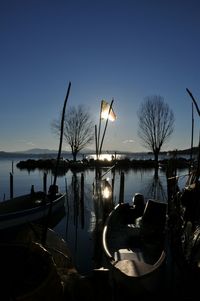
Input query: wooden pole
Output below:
<box><xmin>80</xmin><ymin>173</ymin><xmax>85</xmax><ymax>228</ymax></box>
<box><xmin>95</xmin><ymin>124</ymin><xmax>98</xmax><ymax>160</ymax></box>
<box><xmin>195</xmin><ymin>132</ymin><xmax>200</xmax><ymax>184</ymax></box>
<box><xmin>189</xmin><ymin>103</ymin><xmax>194</xmax><ymax>172</ymax></box>
<box><xmin>97</xmin><ymin>100</ymin><xmax>103</xmax><ymax>159</ymax></box>
<box><xmin>186</xmin><ymin>88</ymin><xmax>200</xmax><ymax>183</ymax></box>
<box><xmin>99</xmin><ymin>99</ymin><xmax>114</xmax><ymax>156</ymax></box>
<box><xmin>52</xmin><ymin>81</ymin><xmax>71</xmax><ymax>191</ymax></box>
<box><xmin>10</xmin><ymin>172</ymin><xmax>13</xmax><ymax>199</ymax></box>
<box><xmin>119</xmin><ymin>172</ymin><xmax>124</xmax><ymax>203</ymax></box>
<box><xmin>43</xmin><ymin>172</ymin><xmax>47</xmax><ymax>194</ymax></box>
<box><xmin>186</xmin><ymin>88</ymin><xmax>200</xmax><ymax>117</ymax></box>
<box><xmin>42</xmin><ymin>82</ymin><xmax>71</xmax><ymax>244</ymax></box>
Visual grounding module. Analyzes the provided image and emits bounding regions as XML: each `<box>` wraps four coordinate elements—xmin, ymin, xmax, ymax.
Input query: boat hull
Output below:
<box><xmin>0</xmin><ymin>192</ymin><xmax>66</xmax><ymax>230</ymax></box>
<box><xmin>108</xmin><ymin>252</ymin><xmax>166</xmax><ymax>296</ymax></box>
<box><xmin>102</xmin><ymin>201</ymin><xmax>167</xmax><ymax>296</ymax></box>
<box><xmin>0</xmin><ymin>242</ymin><xmax>64</xmax><ymax>301</ymax></box>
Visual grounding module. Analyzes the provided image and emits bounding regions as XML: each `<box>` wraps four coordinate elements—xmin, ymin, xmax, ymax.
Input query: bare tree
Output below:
<box><xmin>52</xmin><ymin>105</ymin><xmax>94</xmax><ymax>161</ymax></box>
<box><xmin>137</xmin><ymin>95</ymin><xmax>175</xmax><ymax>166</ymax></box>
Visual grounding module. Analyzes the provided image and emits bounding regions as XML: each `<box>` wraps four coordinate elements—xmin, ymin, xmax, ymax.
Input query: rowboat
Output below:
<box><xmin>0</xmin><ymin>85</ymin><xmax>70</xmax><ymax>232</ymax></box>
<box><xmin>0</xmin><ymin>187</ymin><xmax>66</xmax><ymax>231</ymax></box>
<box><xmin>0</xmin><ymin>225</ymin><xmax>79</xmax><ymax>301</ymax></box>
<box><xmin>168</xmin><ymin>178</ymin><xmax>200</xmax><ymax>299</ymax></box>
<box><xmin>0</xmin><ymin>241</ymin><xmax>63</xmax><ymax>301</ymax></box>
<box><xmin>102</xmin><ymin>198</ymin><xmax>167</xmax><ymax>296</ymax></box>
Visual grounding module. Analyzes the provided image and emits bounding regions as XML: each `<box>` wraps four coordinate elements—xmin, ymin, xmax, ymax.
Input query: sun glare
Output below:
<box><xmin>101</xmin><ymin>110</ymin><xmax>115</xmax><ymax>122</ymax></box>
<box><xmin>86</xmin><ymin>153</ymin><xmax>122</xmax><ymax>161</ymax></box>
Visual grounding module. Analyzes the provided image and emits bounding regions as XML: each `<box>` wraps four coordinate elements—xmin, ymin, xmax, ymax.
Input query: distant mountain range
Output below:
<box><xmin>0</xmin><ymin>146</ymin><xmax>198</xmax><ymax>158</ymax></box>
<box><xmin>0</xmin><ymin>148</ymin><xmax>94</xmax><ymax>158</ymax></box>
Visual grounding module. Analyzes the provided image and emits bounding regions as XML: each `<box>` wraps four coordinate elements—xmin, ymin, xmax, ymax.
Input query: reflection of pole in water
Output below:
<box><xmin>10</xmin><ymin>172</ymin><xmax>13</xmax><ymax>199</ymax></box>
<box><xmin>119</xmin><ymin>172</ymin><xmax>125</xmax><ymax>203</ymax></box>
<box><xmin>72</xmin><ymin>174</ymin><xmax>79</xmax><ymax>253</ymax></box>
<box><xmin>80</xmin><ymin>173</ymin><xmax>85</xmax><ymax>229</ymax></box>
<box><xmin>146</xmin><ymin>173</ymin><xmax>167</xmax><ymax>202</ymax></box>
<box><xmin>111</xmin><ymin>164</ymin><xmax>116</xmax><ymax>204</ymax></box>
<box><xmin>43</xmin><ymin>172</ymin><xmax>47</xmax><ymax>194</ymax></box>
<box><xmin>65</xmin><ymin>177</ymin><xmax>69</xmax><ymax>241</ymax></box>
<box><xmin>11</xmin><ymin>161</ymin><xmax>14</xmax><ymax>174</ymax></box>
<box><xmin>70</xmin><ymin>173</ymin><xmax>86</xmax><ymax>255</ymax></box>
<box><xmin>92</xmin><ymin>178</ymin><xmax>114</xmax><ymax>268</ymax></box>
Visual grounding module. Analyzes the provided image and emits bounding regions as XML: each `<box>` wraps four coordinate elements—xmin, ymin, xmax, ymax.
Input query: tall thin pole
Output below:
<box><xmin>99</xmin><ymin>98</ymin><xmax>114</xmax><ymax>156</ymax></box>
<box><xmin>42</xmin><ymin>82</ymin><xmax>71</xmax><ymax>245</ymax></box>
<box><xmin>95</xmin><ymin>125</ymin><xmax>98</xmax><ymax>159</ymax></box>
<box><xmin>119</xmin><ymin>171</ymin><xmax>124</xmax><ymax>203</ymax></box>
<box><xmin>186</xmin><ymin>88</ymin><xmax>200</xmax><ymax>182</ymax></box>
<box><xmin>195</xmin><ymin>132</ymin><xmax>200</xmax><ymax>184</ymax></box>
<box><xmin>186</xmin><ymin>88</ymin><xmax>200</xmax><ymax>117</ymax></box>
<box><xmin>97</xmin><ymin>100</ymin><xmax>103</xmax><ymax>159</ymax></box>
<box><xmin>10</xmin><ymin>172</ymin><xmax>13</xmax><ymax>199</ymax></box>
<box><xmin>189</xmin><ymin>102</ymin><xmax>194</xmax><ymax>172</ymax></box>
<box><xmin>52</xmin><ymin>81</ymin><xmax>71</xmax><ymax>190</ymax></box>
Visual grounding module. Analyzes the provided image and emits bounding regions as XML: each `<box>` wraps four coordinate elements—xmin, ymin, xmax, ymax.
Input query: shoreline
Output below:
<box><xmin>16</xmin><ymin>157</ymin><xmax>190</xmax><ymax>173</ymax></box>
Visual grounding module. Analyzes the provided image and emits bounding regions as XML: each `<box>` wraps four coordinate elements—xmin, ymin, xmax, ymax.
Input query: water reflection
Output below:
<box><xmin>145</xmin><ymin>171</ymin><xmax>167</xmax><ymax>202</ymax></box>
<box><xmin>59</xmin><ymin>172</ymin><xmax>115</xmax><ymax>274</ymax></box>
<box><xmin>60</xmin><ymin>169</ymin><xmax>170</xmax><ymax>275</ymax></box>
<box><xmin>65</xmin><ymin>174</ymin><xmax>85</xmax><ymax>251</ymax></box>
<box><xmin>0</xmin><ymin>159</ymin><xmax>189</xmax><ymax>275</ymax></box>
<box><xmin>92</xmin><ymin>177</ymin><xmax>114</xmax><ymax>269</ymax></box>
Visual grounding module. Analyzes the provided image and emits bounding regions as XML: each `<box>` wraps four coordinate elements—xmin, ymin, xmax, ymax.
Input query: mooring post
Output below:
<box><xmin>119</xmin><ymin>171</ymin><xmax>124</xmax><ymax>203</ymax></box>
<box><xmin>11</xmin><ymin>161</ymin><xmax>14</xmax><ymax>174</ymax></box>
<box><xmin>80</xmin><ymin>173</ymin><xmax>85</xmax><ymax>228</ymax></box>
<box><xmin>43</xmin><ymin>172</ymin><xmax>47</xmax><ymax>194</ymax></box>
<box><xmin>10</xmin><ymin>172</ymin><xmax>13</xmax><ymax>199</ymax></box>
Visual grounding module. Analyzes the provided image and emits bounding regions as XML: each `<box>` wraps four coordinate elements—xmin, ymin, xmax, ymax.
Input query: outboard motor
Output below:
<box><xmin>132</xmin><ymin>193</ymin><xmax>145</xmax><ymax>217</ymax></box>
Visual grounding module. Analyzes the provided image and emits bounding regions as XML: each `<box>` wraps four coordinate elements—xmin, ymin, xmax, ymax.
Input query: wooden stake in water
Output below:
<box><xmin>10</xmin><ymin>172</ymin><xmax>13</xmax><ymax>199</ymax></box>
<box><xmin>43</xmin><ymin>173</ymin><xmax>47</xmax><ymax>194</ymax></box>
<box><xmin>119</xmin><ymin>172</ymin><xmax>124</xmax><ymax>203</ymax></box>
<box><xmin>53</xmin><ymin>81</ymin><xmax>71</xmax><ymax>190</ymax></box>
<box><xmin>42</xmin><ymin>81</ymin><xmax>71</xmax><ymax>245</ymax></box>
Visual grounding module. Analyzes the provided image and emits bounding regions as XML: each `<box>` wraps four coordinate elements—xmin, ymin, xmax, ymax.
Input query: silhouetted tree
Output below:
<box><xmin>52</xmin><ymin>105</ymin><xmax>94</xmax><ymax>161</ymax></box>
<box><xmin>137</xmin><ymin>95</ymin><xmax>175</xmax><ymax>167</ymax></box>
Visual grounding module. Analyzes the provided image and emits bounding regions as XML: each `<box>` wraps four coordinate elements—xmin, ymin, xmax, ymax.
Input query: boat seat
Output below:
<box><xmin>140</xmin><ymin>199</ymin><xmax>167</xmax><ymax>244</ymax></box>
<box><xmin>114</xmin><ymin>248</ymin><xmax>144</xmax><ymax>261</ymax></box>
<box><xmin>114</xmin><ymin>248</ymin><xmax>165</xmax><ymax>277</ymax></box>
<box><xmin>114</xmin><ymin>258</ymin><xmax>155</xmax><ymax>277</ymax></box>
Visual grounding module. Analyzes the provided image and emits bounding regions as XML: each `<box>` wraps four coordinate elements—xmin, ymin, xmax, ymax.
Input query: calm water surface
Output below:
<box><xmin>0</xmin><ymin>157</ymin><xmax>189</xmax><ymax>275</ymax></box>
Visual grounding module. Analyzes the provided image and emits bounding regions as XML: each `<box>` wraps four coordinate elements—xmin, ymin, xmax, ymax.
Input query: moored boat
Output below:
<box><xmin>102</xmin><ymin>197</ymin><xmax>167</xmax><ymax>297</ymax></box>
<box><xmin>0</xmin><ymin>187</ymin><xmax>66</xmax><ymax>231</ymax></box>
<box><xmin>0</xmin><ymin>224</ymin><xmax>80</xmax><ymax>301</ymax></box>
<box><xmin>0</xmin><ymin>241</ymin><xmax>64</xmax><ymax>301</ymax></box>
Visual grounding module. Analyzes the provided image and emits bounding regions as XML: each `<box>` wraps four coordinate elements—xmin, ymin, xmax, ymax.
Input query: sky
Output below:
<box><xmin>1</xmin><ymin>0</ymin><xmax>200</xmax><ymax>153</ymax></box>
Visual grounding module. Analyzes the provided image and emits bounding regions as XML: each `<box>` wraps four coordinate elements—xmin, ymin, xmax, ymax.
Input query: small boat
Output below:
<box><xmin>0</xmin><ymin>241</ymin><xmax>64</xmax><ymax>301</ymax></box>
<box><xmin>168</xmin><ymin>178</ymin><xmax>200</xmax><ymax>298</ymax></box>
<box><xmin>0</xmin><ymin>225</ymin><xmax>79</xmax><ymax>301</ymax></box>
<box><xmin>0</xmin><ymin>186</ymin><xmax>66</xmax><ymax>231</ymax></box>
<box><xmin>102</xmin><ymin>196</ymin><xmax>167</xmax><ymax>296</ymax></box>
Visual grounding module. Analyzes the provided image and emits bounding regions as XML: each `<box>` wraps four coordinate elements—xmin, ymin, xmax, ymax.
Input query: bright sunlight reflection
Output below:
<box><xmin>101</xmin><ymin>179</ymin><xmax>112</xmax><ymax>199</ymax></box>
<box><xmin>86</xmin><ymin>154</ymin><xmax>122</xmax><ymax>161</ymax></box>
<box><xmin>102</xmin><ymin>186</ymin><xmax>111</xmax><ymax>199</ymax></box>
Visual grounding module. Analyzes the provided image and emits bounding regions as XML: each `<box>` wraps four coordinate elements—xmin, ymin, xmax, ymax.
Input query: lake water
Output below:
<box><xmin>0</xmin><ymin>156</ymin><xmax>189</xmax><ymax>275</ymax></box>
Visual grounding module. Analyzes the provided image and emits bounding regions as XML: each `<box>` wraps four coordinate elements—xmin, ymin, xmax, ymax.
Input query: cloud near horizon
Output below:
<box><xmin>18</xmin><ymin>140</ymin><xmax>37</xmax><ymax>148</ymax></box>
<box><xmin>122</xmin><ymin>139</ymin><xmax>135</xmax><ymax>144</ymax></box>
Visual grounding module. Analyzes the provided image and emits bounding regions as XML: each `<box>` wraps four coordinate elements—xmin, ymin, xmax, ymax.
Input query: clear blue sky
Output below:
<box><xmin>1</xmin><ymin>0</ymin><xmax>200</xmax><ymax>153</ymax></box>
